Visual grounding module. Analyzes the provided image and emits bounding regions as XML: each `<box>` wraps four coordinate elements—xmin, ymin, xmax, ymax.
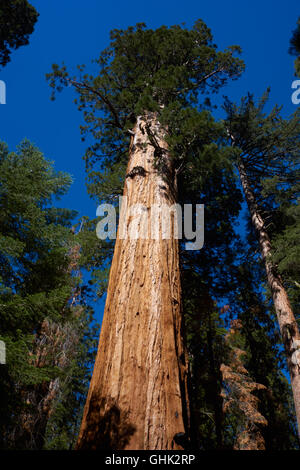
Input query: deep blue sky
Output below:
<box><xmin>0</xmin><ymin>0</ymin><xmax>299</xmax><ymax>319</ymax></box>
<box><xmin>0</xmin><ymin>0</ymin><xmax>298</xmax><ymax>214</ymax></box>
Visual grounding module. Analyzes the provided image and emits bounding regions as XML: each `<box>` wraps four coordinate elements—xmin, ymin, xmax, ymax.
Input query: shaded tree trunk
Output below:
<box><xmin>238</xmin><ymin>160</ymin><xmax>300</xmax><ymax>438</ymax></box>
<box><xmin>76</xmin><ymin>112</ymin><xmax>190</xmax><ymax>450</ymax></box>
<box><xmin>207</xmin><ymin>314</ymin><xmax>223</xmax><ymax>449</ymax></box>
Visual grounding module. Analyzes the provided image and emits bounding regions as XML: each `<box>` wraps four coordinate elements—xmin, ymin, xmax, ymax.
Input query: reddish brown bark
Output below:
<box><xmin>221</xmin><ymin>319</ymin><xmax>267</xmax><ymax>450</ymax></box>
<box><xmin>238</xmin><ymin>160</ymin><xmax>300</xmax><ymax>438</ymax></box>
<box><xmin>76</xmin><ymin>112</ymin><xmax>190</xmax><ymax>450</ymax></box>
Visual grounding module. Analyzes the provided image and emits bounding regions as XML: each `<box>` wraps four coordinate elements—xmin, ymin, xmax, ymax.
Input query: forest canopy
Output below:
<box><xmin>0</xmin><ymin>8</ymin><xmax>299</xmax><ymax>451</ymax></box>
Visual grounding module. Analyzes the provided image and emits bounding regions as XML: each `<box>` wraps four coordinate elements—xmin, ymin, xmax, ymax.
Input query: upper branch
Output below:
<box><xmin>69</xmin><ymin>78</ymin><xmax>124</xmax><ymax>130</ymax></box>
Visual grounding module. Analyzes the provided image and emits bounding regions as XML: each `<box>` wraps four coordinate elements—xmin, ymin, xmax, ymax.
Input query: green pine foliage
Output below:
<box><xmin>223</xmin><ymin>92</ymin><xmax>300</xmax><ymax>333</ymax></box>
<box><xmin>221</xmin><ymin>93</ymin><xmax>300</xmax><ymax>447</ymax></box>
<box><xmin>46</xmin><ymin>20</ymin><xmax>244</xmax><ymax>204</ymax></box>
<box><xmin>289</xmin><ymin>17</ymin><xmax>300</xmax><ymax>76</ymax></box>
<box><xmin>261</xmin><ymin>173</ymin><xmax>300</xmax><ymax>318</ymax></box>
<box><xmin>0</xmin><ymin>140</ymin><xmax>98</xmax><ymax>449</ymax></box>
<box><xmin>0</xmin><ymin>0</ymin><xmax>39</xmax><ymax>68</ymax></box>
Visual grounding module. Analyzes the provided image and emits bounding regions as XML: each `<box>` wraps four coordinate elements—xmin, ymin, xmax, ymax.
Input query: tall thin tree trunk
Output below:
<box><xmin>76</xmin><ymin>112</ymin><xmax>190</xmax><ymax>450</ymax></box>
<box><xmin>238</xmin><ymin>159</ymin><xmax>300</xmax><ymax>438</ymax></box>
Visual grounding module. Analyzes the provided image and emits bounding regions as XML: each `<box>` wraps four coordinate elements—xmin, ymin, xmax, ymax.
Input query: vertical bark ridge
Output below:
<box><xmin>76</xmin><ymin>112</ymin><xmax>189</xmax><ymax>450</ymax></box>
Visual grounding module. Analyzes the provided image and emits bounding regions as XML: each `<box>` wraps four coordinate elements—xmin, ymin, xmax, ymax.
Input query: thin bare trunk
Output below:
<box><xmin>76</xmin><ymin>112</ymin><xmax>190</xmax><ymax>450</ymax></box>
<box><xmin>238</xmin><ymin>160</ymin><xmax>300</xmax><ymax>438</ymax></box>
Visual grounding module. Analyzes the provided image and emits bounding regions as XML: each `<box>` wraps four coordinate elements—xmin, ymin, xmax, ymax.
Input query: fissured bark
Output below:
<box><xmin>76</xmin><ymin>112</ymin><xmax>190</xmax><ymax>450</ymax></box>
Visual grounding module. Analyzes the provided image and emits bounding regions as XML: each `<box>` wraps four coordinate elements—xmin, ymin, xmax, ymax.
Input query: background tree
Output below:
<box><xmin>0</xmin><ymin>0</ymin><xmax>39</xmax><ymax>68</ymax></box>
<box><xmin>179</xmin><ymin>149</ymin><xmax>299</xmax><ymax>449</ymax></box>
<box><xmin>227</xmin><ymin>257</ymin><xmax>298</xmax><ymax>449</ymax></box>
<box><xmin>221</xmin><ymin>319</ymin><xmax>267</xmax><ymax>450</ymax></box>
<box><xmin>289</xmin><ymin>17</ymin><xmax>300</xmax><ymax>76</ymax></box>
<box><xmin>224</xmin><ymin>92</ymin><xmax>300</xmax><ymax>438</ymax></box>
<box><xmin>0</xmin><ymin>140</ymin><xmax>99</xmax><ymax>449</ymax></box>
<box><xmin>179</xmin><ymin>146</ymin><xmax>243</xmax><ymax>449</ymax></box>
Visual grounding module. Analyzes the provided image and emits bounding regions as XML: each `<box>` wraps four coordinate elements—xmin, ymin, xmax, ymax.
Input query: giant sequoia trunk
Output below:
<box><xmin>238</xmin><ymin>160</ymin><xmax>300</xmax><ymax>438</ymax></box>
<box><xmin>76</xmin><ymin>112</ymin><xmax>190</xmax><ymax>450</ymax></box>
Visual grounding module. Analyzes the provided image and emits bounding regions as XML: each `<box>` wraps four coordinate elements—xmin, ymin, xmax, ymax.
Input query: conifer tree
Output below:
<box><xmin>0</xmin><ymin>141</ymin><xmax>98</xmax><ymax>449</ymax></box>
<box><xmin>180</xmin><ymin>167</ymin><xmax>243</xmax><ymax>449</ymax></box>
<box><xmin>0</xmin><ymin>0</ymin><xmax>39</xmax><ymax>68</ymax></box>
<box><xmin>47</xmin><ymin>20</ymin><xmax>244</xmax><ymax>449</ymax></box>
<box><xmin>289</xmin><ymin>17</ymin><xmax>300</xmax><ymax>76</ymax></box>
<box><xmin>226</xmin><ymin>257</ymin><xmax>299</xmax><ymax>448</ymax></box>
<box><xmin>224</xmin><ymin>93</ymin><xmax>300</xmax><ymax>438</ymax></box>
